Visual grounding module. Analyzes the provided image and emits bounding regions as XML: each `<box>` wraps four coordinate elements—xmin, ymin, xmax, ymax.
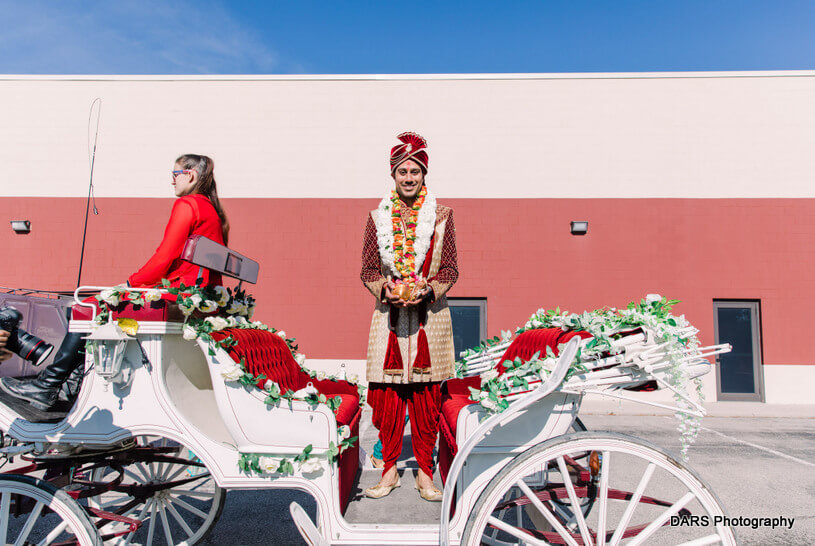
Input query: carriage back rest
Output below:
<box><xmin>181</xmin><ymin>235</ymin><xmax>259</xmax><ymax>284</ymax></box>
<box><xmin>210</xmin><ymin>328</ymin><xmax>308</xmax><ymax>392</ymax></box>
<box><xmin>495</xmin><ymin>328</ymin><xmax>592</xmax><ymax>375</ymax></box>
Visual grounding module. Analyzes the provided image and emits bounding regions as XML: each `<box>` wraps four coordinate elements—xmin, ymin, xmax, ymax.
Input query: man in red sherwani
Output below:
<box><xmin>360</xmin><ymin>132</ymin><xmax>458</xmax><ymax>502</ymax></box>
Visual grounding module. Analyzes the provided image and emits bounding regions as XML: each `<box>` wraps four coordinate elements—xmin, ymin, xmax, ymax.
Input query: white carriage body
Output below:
<box><xmin>0</xmin><ymin>281</ymin><xmax>733</xmax><ymax>546</ymax></box>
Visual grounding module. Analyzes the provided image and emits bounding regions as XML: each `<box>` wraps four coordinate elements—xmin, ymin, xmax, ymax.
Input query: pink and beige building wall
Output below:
<box><xmin>1</xmin><ymin>72</ymin><xmax>813</xmax><ymax>403</ymax></box>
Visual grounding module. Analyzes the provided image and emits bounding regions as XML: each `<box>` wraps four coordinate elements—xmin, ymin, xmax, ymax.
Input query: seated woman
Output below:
<box><xmin>0</xmin><ymin>154</ymin><xmax>229</xmax><ymax>412</ymax></box>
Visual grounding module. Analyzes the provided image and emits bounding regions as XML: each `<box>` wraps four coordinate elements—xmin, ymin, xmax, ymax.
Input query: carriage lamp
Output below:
<box><xmin>10</xmin><ymin>220</ymin><xmax>31</xmax><ymax>234</ymax></box>
<box><xmin>84</xmin><ymin>321</ymin><xmax>134</xmax><ymax>388</ymax></box>
<box><xmin>570</xmin><ymin>221</ymin><xmax>588</xmax><ymax>235</ymax></box>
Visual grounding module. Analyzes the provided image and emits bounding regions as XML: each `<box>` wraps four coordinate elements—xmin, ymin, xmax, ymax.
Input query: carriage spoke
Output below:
<box><xmin>0</xmin><ymin>492</ymin><xmax>11</xmax><ymax>546</ymax></box>
<box><xmin>165</xmin><ymin>497</ymin><xmax>195</xmax><ymax>538</ymax></box>
<box><xmin>134</xmin><ymin>463</ymin><xmax>153</xmax><ymax>482</ymax></box>
<box><xmin>608</xmin><ymin>462</ymin><xmax>655</xmax><ymax>546</ymax></box>
<box><xmin>678</xmin><ymin>534</ymin><xmax>724</xmax><ymax>546</ymax></box>
<box><xmin>556</xmin><ymin>456</ymin><xmax>594</xmax><ymax>546</ymax></box>
<box><xmin>171</xmin><ymin>488</ymin><xmax>216</xmax><ymax>499</ymax></box>
<box><xmin>169</xmin><ymin>495</ymin><xmax>209</xmax><ymax>519</ymax></box>
<box><xmin>165</xmin><ymin>462</ymin><xmax>191</xmax><ymax>483</ymax></box>
<box><xmin>516</xmin><ymin>480</ymin><xmax>580</xmax><ymax>546</ymax></box>
<box><xmin>158</xmin><ymin>500</ymin><xmax>174</xmax><ymax>546</ymax></box>
<box><xmin>627</xmin><ymin>492</ymin><xmax>695</xmax><ymax>546</ymax></box>
<box><xmin>145</xmin><ymin>496</ymin><xmax>158</xmax><ymax>546</ymax></box>
<box><xmin>487</xmin><ymin>516</ymin><xmax>548</xmax><ymax>545</ymax></box>
<box><xmin>13</xmin><ymin>500</ymin><xmax>45</xmax><ymax>546</ymax></box>
<box><xmin>125</xmin><ymin>498</ymin><xmax>154</xmax><ymax>545</ymax></box>
<box><xmin>596</xmin><ymin>451</ymin><xmax>610</xmax><ymax>546</ymax></box>
<box><xmin>124</xmin><ymin>468</ymin><xmax>146</xmax><ymax>484</ymax></box>
<box><xmin>37</xmin><ymin>520</ymin><xmax>68</xmax><ymax>546</ymax></box>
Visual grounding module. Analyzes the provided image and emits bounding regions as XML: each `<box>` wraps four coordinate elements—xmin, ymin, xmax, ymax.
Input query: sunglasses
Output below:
<box><xmin>171</xmin><ymin>170</ymin><xmax>192</xmax><ymax>179</ymax></box>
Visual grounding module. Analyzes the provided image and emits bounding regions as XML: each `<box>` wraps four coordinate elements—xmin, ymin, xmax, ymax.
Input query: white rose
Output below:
<box><xmin>220</xmin><ymin>364</ymin><xmax>244</xmax><ymax>382</ymax></box>
<box><xmin>338</xmin><ymin>425</ymin><xmax>351</xmax><ymax>440</ymax></box>
<box><xmin>182</xmin><ymin>325</ymin><xmax>198</xmax><ymax>340</ymax></box>
<box><xmin>646</xmin><ymin>294</ymin><xmax>662</xmax><ymax>304</ymax></box>
<box><xmin>214</xmin><ymin>286</ymin><xmax>229</xmax><ymax>307</ymax></box>
<box><xmin>295</xmin><ymin>354</ymin><xmax>306</xmax><ymax>366</ymax></box>
<box><xmin>480</xmin><ymin>369</ymin><xmax>499</xmax><ymax>384</ymax></box>
<box><xmin>99</xmin><ymin>289</ymin><xmax>120</xmax><ymax>306</ymax></box>
<box><xmin>481</xmin><ymin>397</ymin><xmax>499</xmax><ymax>411</ymax></box>
<box><xmin>298</xmin><ymin>458</ymin><xmax>322</xmax><ymax>474</ymax></box>
<box><xmin>198</xmin><ymin>300</ymin><xmax>218</xmax><ymax>313</ymax></box>
<box><xmin>276</xmin><ymin>330</ymin><xmax>287</xmax><ymax>339</ymax></box>
<box><xmin>144</xmin><ymin>289</ymin><xmax>162</xmax><ymax>302</ymax></box>
<box><xmin>259</xmin><ymin>456</ymin><xmax>281</xmax><ymax>473</ymax></box>
<box><xmin>347</xmin><ymin>374</ymin><xmax>359</xmax><ymax>384</ymax></box>
<box><xmin>180</xmin><ymin>304</ymin><xmax>195</xmax><ymax>317</ymax></box>
<box><xmin>189</xmin><ymin>294</ymin><xmax>202</xmax><ymax>307</ymax></box>
<box><xmin>316</xmin><ymin>371</ymin><xmax>326</xmax><ymax>381</ymax></box>
<box><xmin>234</xmin><ymin>316</ymin><xmax>248</xmax><ymax>326</ymax></box>
<box><xmin>251</xmin><ymin>320</ymin><xmax>265</xmax><ymax>328</ymax></box>
<box><xmin>205</xmin><ymin>316</ymin><xmax>229</xmax><ymax>331</ymax></box>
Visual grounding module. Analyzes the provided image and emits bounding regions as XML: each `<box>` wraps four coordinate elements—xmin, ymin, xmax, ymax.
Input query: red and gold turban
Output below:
<box><xmin>390</xmin><ymin>131</ymin><xmax>428</xmax><ymax>173</ymax></box>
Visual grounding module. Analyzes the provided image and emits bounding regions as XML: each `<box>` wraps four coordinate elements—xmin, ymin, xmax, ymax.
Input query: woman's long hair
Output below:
<box><xmin>175</xmin><ymin>154</ymin><xmax>230</xmax><ymax>244</ymax></box>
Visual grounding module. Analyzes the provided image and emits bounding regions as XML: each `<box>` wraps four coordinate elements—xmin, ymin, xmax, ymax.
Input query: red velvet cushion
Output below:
<box><xmin>332</xmin><ymin>394</ymin><xmax>360</xmax><ymax>428</ymax></box>
<box><xmin>496</xmin><ymin>328</ymin><xmax>566</xmax><ymax>374</ymax></box>
<box><xmin>440</xmin><ymin>394</ymin><xmax>475</xmax><ymax>440</ymax></box>
<box><xmin>212</xmin><ymin>328</ymin><xmax>310</xmax><ymax>393</ymax></box>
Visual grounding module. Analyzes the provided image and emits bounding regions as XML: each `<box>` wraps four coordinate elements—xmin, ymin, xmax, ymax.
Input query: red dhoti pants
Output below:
<box><xmin>368</xmin><ymin>382</ymin><xmax>442</xmax><ymax>477</ymax></box>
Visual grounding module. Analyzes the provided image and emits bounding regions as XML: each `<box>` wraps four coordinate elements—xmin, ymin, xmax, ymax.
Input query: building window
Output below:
<box><xmin>713</xmin><ymin>300</ymin><xmax>764</xmax><ymax>402</ymax></box>
<box><xmin>448</xmin><ymin>298</ymin><xmax>487</xmax><ymax>360</ymax></box>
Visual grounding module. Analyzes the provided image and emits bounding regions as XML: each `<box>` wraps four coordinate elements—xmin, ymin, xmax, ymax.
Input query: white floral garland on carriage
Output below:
<box><xmin>457</xmin><ymin>295</ymin><xmax>708</xmax><ymax>460</ymax></box>
<box><xmin>94</xmin><ymin>281</ymin><xmax>363</xmax><ymax>476</ymax></box>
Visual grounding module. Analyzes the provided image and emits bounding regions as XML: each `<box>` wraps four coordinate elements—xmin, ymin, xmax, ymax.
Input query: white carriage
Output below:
<box><xmin>0</xmin><ymin>239</ymin><xmax>737</xmax><ymax>545</ymax></box>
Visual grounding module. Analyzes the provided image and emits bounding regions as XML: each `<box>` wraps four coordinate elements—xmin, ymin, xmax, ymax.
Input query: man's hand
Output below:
<box><xmin>0</xmin><ymin>329</ymin><xmax>12</xmax><ymax>363</ymax></box>
<box><xmin>383</xmin><ymin>278</ymin><xmax>406</xmax><ymax>307</ymax></box>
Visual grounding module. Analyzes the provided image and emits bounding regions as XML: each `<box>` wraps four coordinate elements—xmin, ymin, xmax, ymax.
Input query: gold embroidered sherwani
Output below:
<box><xmin>361</xmin><ymin>201</ymin><xmax>459</xmax><ymax>383</ymax></box>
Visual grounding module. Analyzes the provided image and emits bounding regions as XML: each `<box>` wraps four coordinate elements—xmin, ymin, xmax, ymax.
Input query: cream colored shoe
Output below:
<box><xmin>415</xmin><ymin>480</ymin><xmax>443</xmax><ymax>502</ymax></box>
<box><xmin>364</xmin><ymin>477</ymin><xmax>401</xmax><ymax>499</ymax></box>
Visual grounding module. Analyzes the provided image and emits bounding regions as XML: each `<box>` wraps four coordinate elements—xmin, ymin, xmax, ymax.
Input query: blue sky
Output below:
<box><xmin>1</xmin><ymin>1</ymin><xmax>813</xmax><ymax>74</ymax></box>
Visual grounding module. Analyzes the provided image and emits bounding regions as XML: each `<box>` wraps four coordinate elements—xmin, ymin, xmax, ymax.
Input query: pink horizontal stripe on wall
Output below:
<box><xmin>2</xmin><ymin>197</ymin><xmax>813</xmax><ymax>365</ymax></box>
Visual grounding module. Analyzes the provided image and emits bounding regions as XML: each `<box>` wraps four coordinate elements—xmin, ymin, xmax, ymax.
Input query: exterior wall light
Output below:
<box><xmin>570</xmin><ymin>221</ymin><xmax>588</xmax><ymax>236</ymax></box>
<box><xmin>10</xmin><ymin>220</ymin><xmax>30</xmax><ymax>234</ymax></box>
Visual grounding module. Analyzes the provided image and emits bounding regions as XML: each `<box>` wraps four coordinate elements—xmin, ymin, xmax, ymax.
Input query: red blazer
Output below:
<box><xmin>128</xmin><ymin>194</ymin><xmax>225</xmax><ymax>288</ymax></box>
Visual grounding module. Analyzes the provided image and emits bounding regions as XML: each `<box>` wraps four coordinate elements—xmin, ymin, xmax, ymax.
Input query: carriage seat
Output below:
<box><xmin>209</xmin><ymin>328</ymin><xmax>361</xmax><ymax>513</ymax></box>
<box><xmin>70</xmin><ymin>296</ymin><xmax>184</xmax><ymax>322</ymax></box>
<box><xmin>438</xmin><ymin>328</ymin><xmax>590</xmax><ymax>483</ymax></box>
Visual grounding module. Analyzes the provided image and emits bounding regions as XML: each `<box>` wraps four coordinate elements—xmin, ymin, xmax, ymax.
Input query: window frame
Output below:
<box><xmin>712</xmin><ymin>299</ymin><xmax>764</xmax><ymax>402</ymax></box>
<box><xmin>447</xmin><ymin>298</ymin><xmax>488</xmax><ymax>356</ymax></box>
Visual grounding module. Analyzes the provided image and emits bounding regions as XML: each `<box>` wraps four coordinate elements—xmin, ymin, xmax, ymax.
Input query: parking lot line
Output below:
<box><xmin>700</xmin><ymin>425</ymin><xmax>815</xmax><ymax>468</ymax></box>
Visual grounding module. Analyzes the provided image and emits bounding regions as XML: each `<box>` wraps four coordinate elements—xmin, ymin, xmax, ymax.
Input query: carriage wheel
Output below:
<box><xmin>0</xmin><ymin>474</ymin><xmax>102</xmax><ymax>546</ymax></box>
<box><xmin>87</xmin><ymin>436</ymin><xmax>225</xmax><ymax>545</ymax></box>
<box><xmin>462</xmin><ymin>432</ymin><xmax>736</xmax><ymax>546</ymax></box>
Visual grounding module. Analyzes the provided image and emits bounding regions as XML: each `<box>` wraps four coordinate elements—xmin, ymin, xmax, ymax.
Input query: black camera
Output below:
<box><xmin>0</xmin><ymin>306</ymin><xmax>54</xmax><ymax>366</ymax></box>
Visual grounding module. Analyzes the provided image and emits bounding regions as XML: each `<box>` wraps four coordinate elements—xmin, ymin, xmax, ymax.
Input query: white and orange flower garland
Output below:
<box><xmin>374</xmin><ymin>185</ymin><xmax>436</xmax><ymax>283</ymax></box>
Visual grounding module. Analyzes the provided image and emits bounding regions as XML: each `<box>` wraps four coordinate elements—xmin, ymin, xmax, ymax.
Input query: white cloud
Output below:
<box><xmin>0</xmin><ymin>0</ymin><xmax>280</xmax><ymax>73</ymax></box>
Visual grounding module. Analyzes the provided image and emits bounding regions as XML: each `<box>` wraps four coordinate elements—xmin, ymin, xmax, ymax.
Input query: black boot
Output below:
<box><xmin>0</xmin><ymin>332</ymin><xmax>85</xmax><ymax>411</ymax></box>
<box><xmin>58</xmin><ymin>364</ymin><xmax>86</xmax><ymax>405</ymax></box>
